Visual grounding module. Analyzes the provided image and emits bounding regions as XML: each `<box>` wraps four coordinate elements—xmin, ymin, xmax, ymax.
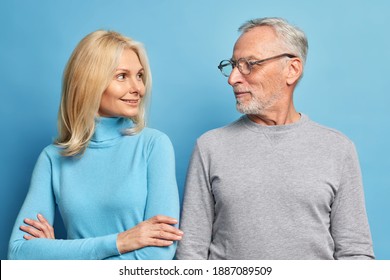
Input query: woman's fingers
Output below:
<box><xmin>148</xmin><ymin>215</ymin><xmax>178</xmax><ymax>225</ymax></box>
<box><xmin>37</xmin><ymin>214</ymin><xmax>55</xmax><ymax>238</ymax></box>
<box><xmin>145</xmin><ymin>222</ymin><xmax>184</xmax><ymax>246</ymax></box>
<box><xmin>20</xmin><ymin>214</ymin><xmax>55</xmax><ymax>239</ymax></box>
<box><xmin>20</xmin><ymin>224</ymin><xmax>44</xmax><ymax>239</ymax></box>
<box><xmin>147</xmin><ymin>238</ymin><xmax>174</xmax><ymax>247</ymax></box>
<box><xmin>142</xmin><ymin>218</ymin><xmax>184</xmax><ymax>241</ymax></box>
<box><xmin>147</xmin><ymin>215</ymin><xmax>183</xmax><ymax>238</ymax></box>
<box><xmin>117</xmin><ymin>215</ymin><xmax>184</xmax><ymax>254</ymax></box>
<box><xmin>152</xmin><ymin>223</ymin><xmax>183</xmax><ymax>240</ymax></box>
<box><xmin>23</xmin><ymin>234</ymin><xmax>35</xmax><ymax>240</ymax></box>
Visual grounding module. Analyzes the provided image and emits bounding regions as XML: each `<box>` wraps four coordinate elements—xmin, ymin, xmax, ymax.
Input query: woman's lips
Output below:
<box><xmin>120</xmin><ymin>98</ymin><xmax>139</xmax><ymax>104</ymax></box>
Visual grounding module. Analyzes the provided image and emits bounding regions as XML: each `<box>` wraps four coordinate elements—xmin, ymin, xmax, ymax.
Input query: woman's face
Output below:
<box><xmin>98</xmin><ymin>48</ymin><xmax>145</xmax><ymax>118</ymax></box>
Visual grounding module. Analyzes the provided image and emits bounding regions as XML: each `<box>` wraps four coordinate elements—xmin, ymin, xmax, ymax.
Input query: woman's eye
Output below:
<box><xmin>116</xmin><ymin>73</ymin><xmax>126</xmax><ymax>80</ymax></box>
<box><xmin>137</xmin><ymin>72</ymin><xmax>144</xmax><ymax>80</ymax></box>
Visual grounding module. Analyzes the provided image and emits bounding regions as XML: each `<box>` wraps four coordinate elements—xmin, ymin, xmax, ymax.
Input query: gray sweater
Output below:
<box><xmin>176</xmin><ymin>114</ymin><xmax>374</xmax><ymax>259</ymax></box>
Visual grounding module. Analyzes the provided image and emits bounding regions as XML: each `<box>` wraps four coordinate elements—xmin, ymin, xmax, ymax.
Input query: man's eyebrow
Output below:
<box><xmin>231</xmin><ymin>55</ymin><xmax>259</xmax><ymax>61</ymax></box>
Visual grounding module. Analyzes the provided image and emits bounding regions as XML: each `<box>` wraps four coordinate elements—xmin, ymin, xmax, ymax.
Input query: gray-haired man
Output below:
<box><xmin>176</xmin><ymin>17</ymin><xmax>374</xmax><ymax>260</ymax></box>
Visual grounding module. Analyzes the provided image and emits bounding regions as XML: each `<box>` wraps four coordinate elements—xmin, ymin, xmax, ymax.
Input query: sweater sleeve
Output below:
<box><xmin>130</xmin><ymin>133</ymin><xmax>180</xmax><ymax>260</ymax></box>
<box><xmin>175</xmin><ymin>141</ymin><xmax>214</xmax><ymax>259</ymax></box>
<box><xmin>330</xmin><ymin>143</ymin><xmax>375</xmax><ymax>259</ymax></box>
<box><xmin>8</xmin><ymin>150</ymin><xmax>120</xmax><ymax>260</ymax></box>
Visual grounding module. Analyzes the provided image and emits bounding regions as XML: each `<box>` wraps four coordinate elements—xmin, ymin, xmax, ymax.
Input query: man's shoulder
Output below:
<box><xmin>197</xmin><ymin>117</ymin><xmax>244</xmax><ymax>143</ymax></box>
<box><xmin>305</xmin><ymin>117</ymin><xmax>354</xmax><ymax>147</ymax></box>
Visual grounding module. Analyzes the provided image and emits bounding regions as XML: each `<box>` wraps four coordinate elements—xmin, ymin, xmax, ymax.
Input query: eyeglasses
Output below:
<box><xmin>218</xmin><ymin>53</ymin><xmax>297</xmax><ymax>77</ymax></box>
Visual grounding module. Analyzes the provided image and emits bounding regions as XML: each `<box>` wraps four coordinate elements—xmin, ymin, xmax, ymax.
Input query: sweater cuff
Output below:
<box><xmin>96</xmin><ymin>233</ymin><xmax>120</xmax><ymax>259</ymax></box>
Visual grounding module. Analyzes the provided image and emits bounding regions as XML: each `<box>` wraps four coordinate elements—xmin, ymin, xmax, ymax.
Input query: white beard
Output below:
<box><xmin>236</xmin><ymin>91</ymin><xmax>283</xmax><ymax>115</ymax></box>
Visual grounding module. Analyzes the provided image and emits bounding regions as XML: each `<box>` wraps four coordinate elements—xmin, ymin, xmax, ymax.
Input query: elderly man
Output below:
<box><xmin>176</xmin><ymin>17</ymin><xmax>374</xmax><ymax>260</ymax></box>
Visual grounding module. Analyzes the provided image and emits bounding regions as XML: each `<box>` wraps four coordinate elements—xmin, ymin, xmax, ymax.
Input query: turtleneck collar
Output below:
<box><xmin>90</xmin><ymin>117</ymin><xmax>133</xmax><ymax>147</ymax></box>
<box><xmin>241</xmin><ymin>113</ymin><xmax>308</xmax><ymax>134</ymax></box>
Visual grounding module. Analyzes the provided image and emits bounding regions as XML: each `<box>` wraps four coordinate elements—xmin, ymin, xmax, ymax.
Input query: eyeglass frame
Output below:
<box><xmin>218</xmin><ymin>53</ymin><xmax>297</xmax><ymax>77</ymax></box>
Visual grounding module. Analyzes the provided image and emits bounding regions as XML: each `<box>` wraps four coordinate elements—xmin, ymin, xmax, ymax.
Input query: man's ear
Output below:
<box><xmin>286</xmin><ymin>58</ymin><xmax>303</xmax><ymax>85</ymax></box>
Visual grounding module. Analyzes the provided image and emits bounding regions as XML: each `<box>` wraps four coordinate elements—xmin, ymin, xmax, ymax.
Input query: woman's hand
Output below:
<box><xmin>117</xmin><ymin>215</ymin><xmax>183</xmax><ymax>254</ymax></box>
<box><xmin>20</xmin><ymin>214</ymin><xmax>55</xmax><ymax>240</ymax></box>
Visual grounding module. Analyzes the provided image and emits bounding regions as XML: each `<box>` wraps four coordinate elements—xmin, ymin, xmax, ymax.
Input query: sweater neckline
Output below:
<box><xmin>241</xmin><ymin>113</ymin><xmax>308</xmax><ymax>133</ymax></box>
<box><xmin>90</xmin><ymin>117</ymin><xmax>133</xmax><ymax>145</ymax></box>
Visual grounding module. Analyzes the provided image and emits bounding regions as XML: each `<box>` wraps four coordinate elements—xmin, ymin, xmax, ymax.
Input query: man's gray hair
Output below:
<box><xmin>239</xmin><ymin>17</ymin><xmax>308</xmax><ymax>66</ymax></box>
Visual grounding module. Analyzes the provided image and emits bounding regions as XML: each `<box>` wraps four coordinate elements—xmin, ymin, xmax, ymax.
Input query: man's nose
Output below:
<box><xmin>228</xmin><ymin>66</ymin><xmax>243</xmax><ymax>86</ymax></box>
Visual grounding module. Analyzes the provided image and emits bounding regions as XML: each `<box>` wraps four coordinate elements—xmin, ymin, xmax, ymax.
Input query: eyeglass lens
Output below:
<box><xmin>219</xmin><ymin>59</ymin><xmax>250</xmax><ymax>77</ymax></box>
<box><xmin>219</xmin><ymin>61</ymin><xmax>233</xmax><ymax>77</ymax></box>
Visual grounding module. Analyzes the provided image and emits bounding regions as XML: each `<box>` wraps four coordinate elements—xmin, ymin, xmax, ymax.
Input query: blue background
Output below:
<box><xmin>1</xmin><ymin>0</ymin><xmax>389</xmax><ymax>259</ymax></box>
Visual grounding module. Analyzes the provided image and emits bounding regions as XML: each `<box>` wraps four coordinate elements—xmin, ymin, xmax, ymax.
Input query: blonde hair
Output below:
<box><xmin>55</xmin><ymin>30</ymin><xmax>152</xmax><ymax>156</ymax></box>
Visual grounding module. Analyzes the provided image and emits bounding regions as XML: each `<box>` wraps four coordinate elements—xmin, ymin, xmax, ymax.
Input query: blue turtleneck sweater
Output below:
<box><xmin>8</xmin><ymin>117</ymin><xmax>180</xmax><ymax>259</ymax></box>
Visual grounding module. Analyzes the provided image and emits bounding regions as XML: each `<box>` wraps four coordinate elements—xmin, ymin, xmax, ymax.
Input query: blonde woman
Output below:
<box><xmin>8</xmin><ymin>30</ymin><xmax>182</xmax><ymax>259</ymax></box>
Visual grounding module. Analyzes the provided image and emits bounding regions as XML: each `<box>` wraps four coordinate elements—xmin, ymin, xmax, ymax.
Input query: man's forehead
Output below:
<box><xmin>233</xmin><ymin>27</ymin><xmax>281</xmax><ymax>58</ymax></box>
